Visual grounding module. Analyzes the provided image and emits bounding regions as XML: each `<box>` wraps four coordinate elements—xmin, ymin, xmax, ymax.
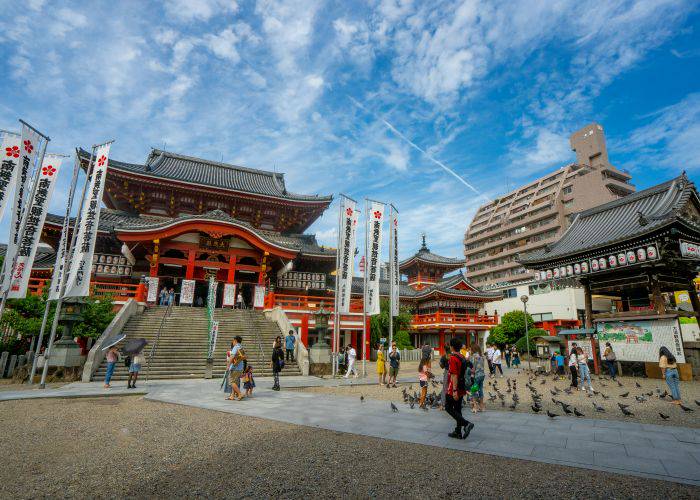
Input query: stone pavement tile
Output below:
<box><xmin>426</xmin><ymin>433</ymin><xmax>484</xmax><ymax>452</ymax></box>
<box><xmin>624</xmin><ymin>444</ymin><xmax>694</xmax><ymax>462</ymax></box>
<box><xmin>647</xmin><ymin>438</ymin><xmax>700</xmax><ymax>454</ymax></box>
<box><xmin>384</xmin><ymin>427</ymin><xmax>443</xmax><ymax>445</ymax></box>
<box><xmin>669</xmin><ymin>430</ymin><xmax>700</xmax><ymax>444</ymax></box>
<box><xmin>542</xmin><ymin>429</ymin><xmax>572</xmax><ymax>440</ymax></box>
<box><xmin>593</xmin><ymin>452</ymin><xmax>666</xmax><ymax>475</ymax></box>
<box><xmin>478</xmin><ymin>439</ymin><xmax>535</xmax><ymax>457</ymax></box>
<box><xmin>530</xmin><ymin>445</ymin><xmax>594</xmax><ymax>465</ymax></box>
<box><xmin>469</xmin><ymin>429</ymin><xmax>515</xmax><ymax>442</ymax></box>
<box><xmin>593</xmin><ymin>419</ymin><xmax>644</xmax><ymax>431</ymax></box>
<box><xmin>566</xmin><ymin>439</ymin><xmax>622</xmax><ymax>453</ymax></box>
<box><xmin>513</xmin><ymin>433</ymin><xmax>566</xmax><ymax>447</ymax></box>
<box><xmin>593</xmin><ymin>429</ymin><xmax>651</xmax><ymax>446</ymax></box>
<box><xmin>568</xmin><ymin>421</ymin><xmax>598</xmax><ymax>433</ymax></box>
<box><xmin>690</xmin><ymin>451</ymin><xmax>700</xmax><ymax>465</ymax></box>
<box><xmin>660</xmin><ymin>459</ymin><xmax>700</xmax><ymax>481</ymax></box>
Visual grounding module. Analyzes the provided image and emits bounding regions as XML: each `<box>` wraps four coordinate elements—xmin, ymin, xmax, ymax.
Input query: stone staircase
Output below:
<box><xmin>93</xmin><ymin>306</ymin><xmax>300</xmax><ymax>381</ymax></box>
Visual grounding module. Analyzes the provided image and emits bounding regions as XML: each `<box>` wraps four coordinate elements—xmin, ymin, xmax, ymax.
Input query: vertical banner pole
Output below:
<box><xmin>388</xmin><ymin>205</ymin><xmax>394</xmax><ymax>348</ymax></box>
<box><xmin>39</xmin><ymin>146</ymin><xmax>97</xmax><ymax>388</ymax></box>
<box><xmin>362</xmin><ymin>198</ymin><xmax>369</xmax><ymax>377</ymax></box>
<box><xmin>332</xmin><ymin>197</ymin><xmax>342</xmax><ymax>377</ymax></box>
<box><xmin>28</xmin><ymin>153</ymin><xmax>81</xmax><ymax>384</ymax></box>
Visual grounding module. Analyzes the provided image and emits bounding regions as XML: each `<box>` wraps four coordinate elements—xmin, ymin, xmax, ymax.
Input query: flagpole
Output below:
<box><xmin>332</xmin><ymin>196</ymin><xmax>343</xmax><ymax>377</ymax></box>
<box><xmin>362</xmin><ymin>198</ymin><xmax>369</xmax><ymax>378</ymax></box>
<box><xmin>28</xmin><ymin>152</ymin><xmax>81</xmax><ymax>384</ymax></box>
<box><xmin>388</xmin><ymin>205</ymin><xmax>394</xmax><ymax>349</ymax></box>
<box><xmin>0</xmin><ymin>121</ymin><xmax>50</xmax><ymax>320</ymax></box>
<box><xmin>39</xmin><ymin>145</ymin><xmax>98</xmax><ymax>388</ymax></box>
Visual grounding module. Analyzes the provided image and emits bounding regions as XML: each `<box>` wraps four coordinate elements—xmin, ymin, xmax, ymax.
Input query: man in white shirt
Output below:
<box><xmin>344</xmin><ymin>345</ymin><xmax>358</xmax><ymax>378</ymax></box>
<box><xmin>485</xmin><ymin>344</ymin><xmax>495</xmax><ymax>375</ymax></box>
<box><xmin>491</xmin><ymin>346</ymin><xmax>503</xmax><ymax>377</ymax></box>
<box><xmin>568</xmin><ymin>342</ymin><xmax>578</xmax><ymax>388</ymax></box>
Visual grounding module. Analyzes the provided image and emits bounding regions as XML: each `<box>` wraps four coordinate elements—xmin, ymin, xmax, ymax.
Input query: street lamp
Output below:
<box><xmin>520</xmin><ymin>295</ymin><xmax>532</xmax><ymax>370</ymax></box>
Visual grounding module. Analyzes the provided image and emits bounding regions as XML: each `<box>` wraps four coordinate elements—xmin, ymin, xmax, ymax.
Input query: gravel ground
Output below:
<box><xmin>1</xmin><ymin>397</ymin><xmax>698</xmax><ymax>499</ymax></box>
<box><xmin>298</xmin><ymin>369</ymin><xmax>700</xmax><ymax>428</ymax></box>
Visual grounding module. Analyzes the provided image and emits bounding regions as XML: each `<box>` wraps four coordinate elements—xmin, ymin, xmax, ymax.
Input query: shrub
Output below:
<box><xmin>514</xmin><ymin>328</ymin><xmax>548</xmax><ymax>353</ymax></box>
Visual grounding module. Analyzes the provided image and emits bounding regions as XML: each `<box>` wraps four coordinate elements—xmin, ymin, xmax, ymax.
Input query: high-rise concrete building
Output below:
<box><xmin>464</xmin><ymin>123</ymin><xmax>635</xmax><ymax>289</ymax></box>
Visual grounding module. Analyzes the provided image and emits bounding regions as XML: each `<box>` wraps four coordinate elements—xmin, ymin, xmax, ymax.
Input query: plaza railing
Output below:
<box><xmin>411</xmin><ymin>312</ymin><xmax>498</xmax><ymax>327</ymax></box>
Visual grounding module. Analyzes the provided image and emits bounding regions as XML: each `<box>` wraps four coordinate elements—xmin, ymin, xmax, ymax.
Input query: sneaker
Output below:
<box><xmin>462</xmin><ymin>422</ymin><xmax>474</xmax><ymax>439</ymax></box>
<box><xmin>448</xmin><ymin>430</ymin><xmax>462</xmax><ymax>439</ymax></box>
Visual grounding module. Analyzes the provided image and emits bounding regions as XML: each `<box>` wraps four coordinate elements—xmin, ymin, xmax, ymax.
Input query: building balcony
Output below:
<box><xmin>465</xmin><ymin>204</ymin><xmax>558</xmax><ymax>248</ymax></box>
<box><xmin>411</xmin><ymin>312</ymin><xmax>498</xmax><ymax>329</ymax></box>
<box><xmin>465</xmin><ymin>219</ymin><xmax>561</xmax><ymax>261</ymax></box>
<box><xmin>604</xmin><ymin>177</ymin><xmax>635</xmax><ymax>195</ymax></box>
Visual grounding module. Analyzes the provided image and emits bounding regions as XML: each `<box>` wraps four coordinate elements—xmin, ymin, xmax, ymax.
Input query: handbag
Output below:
<box><xmin>470</xmin><ymin>381</ymin><xmax>480</xmax><ymax>394</ymax></box>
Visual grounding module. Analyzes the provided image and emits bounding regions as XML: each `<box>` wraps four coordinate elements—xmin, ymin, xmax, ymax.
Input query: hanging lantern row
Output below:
<box><xmin>534</xmin><ymin>244</ymin><xmax>658</xmax><ymax>282</ymax></box>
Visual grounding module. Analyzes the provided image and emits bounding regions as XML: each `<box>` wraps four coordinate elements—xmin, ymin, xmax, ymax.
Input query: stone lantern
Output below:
<box><xmin>49</xmin><ymin>297</ymin><xmax>88</xmax><ymax>368</ymax></box>
<box><xmin>309</xmin><ymin>301</ymin><xmax>332</xmax><ymax>366</ymax></box>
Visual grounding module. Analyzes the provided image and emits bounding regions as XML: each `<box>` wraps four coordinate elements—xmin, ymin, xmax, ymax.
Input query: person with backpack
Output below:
<box><xmin>271</xmin><ymin>338</ymin><xmax>284</xmax><ymax>391</ymax></box>
<box><xmin>603</xmin><ymin>342</ymin><xmax>617</xmax><ymax>379</ymax></box>
<box><xmin>445</xmin><ymin>337</ymin><xmax>474</xmax><ymax>439</ymax></box>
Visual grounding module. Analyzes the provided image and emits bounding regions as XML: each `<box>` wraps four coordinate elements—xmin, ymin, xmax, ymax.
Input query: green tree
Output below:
<box><xmin>71</xmin><ymin>296</ymin><xmax>116</xmax><ymax>339</ymax></box>
<box><xmin>492</xmin><ymin>310</ymin><xmax>534</xmax><ymax>345</ymax></box>
<box><xmin>369</xmin><ymin>298</ymin><xmax>413</xmax><ymax>349</ymax></box>
<box><xmin>514</xmin><ymin>328</ymin><xmax>548</xmax><ymax>353</ymax></box>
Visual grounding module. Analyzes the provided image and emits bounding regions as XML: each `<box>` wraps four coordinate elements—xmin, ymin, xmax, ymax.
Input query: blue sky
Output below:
<box><xmin>1</xmin><ymin>0</ymin><xmax>699</xmax><ymax>261</ymax></box>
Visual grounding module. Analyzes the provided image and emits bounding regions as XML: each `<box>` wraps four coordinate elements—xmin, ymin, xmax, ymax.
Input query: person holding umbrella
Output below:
<box><xmin>104</xmin><ymin>346</ymin><xmax>119</xmax><ymax>388</ymax></box>
<box><xmin>121</xmin><ymin>338</ymin><xmax>148</xmax><ymax>389</ymax></box>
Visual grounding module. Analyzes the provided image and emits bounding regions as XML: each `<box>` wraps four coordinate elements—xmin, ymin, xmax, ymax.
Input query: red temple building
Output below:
<box><xmin>22</xmin><ymin>147</ymin><xmax>498</xmax><ymax>359</ymax></box>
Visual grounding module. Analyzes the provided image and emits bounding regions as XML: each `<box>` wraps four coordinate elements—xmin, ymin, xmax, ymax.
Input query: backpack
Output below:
<box><xmin>451</xmin><ymin>353</ymin><xmax>468</xmax><ymax>392</ymax></box>
<box><xmin>124</xmin><ymin>356</ymin><xmax>132</xmax><ymax>368</ymax></box>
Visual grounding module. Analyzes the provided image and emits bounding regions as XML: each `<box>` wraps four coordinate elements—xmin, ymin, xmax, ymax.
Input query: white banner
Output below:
<box><xmin>63</xmin><ymin>143</ymin><xmax>111</xmax><ymax>298</ymax></box>
<box><xmin>8</xmin><ymin>155</ymin><xmax>63</xmax><ymax>298</ymax></box>
<box><xmin>180</xmin><ymin>279</ymin><xmax>195</xmax><ymax>305</ymax></box>
<box><xmin>389</xmin><ymin>207</ymin><xmax>399</xmax><ymax>316</ymax></box>
<box><xmin>223</xmin><ymin>283</ymin><xmax>236</xmax><ymax>307</ymax></box>
<box><xmin>147</xmin><ymin>277</ymin><xmax>159</xmax><ymax>303</ymax></box>
<box><xmin>207</xmin><ymin>320</ymin><xmax>219</xmax><ymax>359</ymax></box>
<box><xmin>337</xmin><ymin>197</ymin><xmax>358</xmax><ymax>313</ymax></box>
<box><xmin>254</xmin><ymin>284</ymin><xmax>265</xmax><ymax>308</ymax></box>
<box><xmin>1</xmin><ymin>124</ymin><xmax>42</xmax><ymax>292</ymax></box>
<box><xmin>0</xmin><ymin>132</ymin><xmax>21</xmax><ymax>222</ymax></box>
<box><xmin>366</xmin><ymin>201</ymin><xmax>384</xmax><ymax>316</ymax></box>
<box><xmin>49</xmin><ymin>155</ymin><xmax>80</xmax><ymax>300</ymax></box>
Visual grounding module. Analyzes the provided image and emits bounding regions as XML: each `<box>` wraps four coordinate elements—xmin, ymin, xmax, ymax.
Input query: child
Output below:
<box><xmin>418</xmin><ymin>358</ymin><xmax>432</xmax><ymax>408</ymax></box>
<box><xmin>241</xmin><ymin>365</ymin><xmax>255</xmax><ymax>397</ymax></box>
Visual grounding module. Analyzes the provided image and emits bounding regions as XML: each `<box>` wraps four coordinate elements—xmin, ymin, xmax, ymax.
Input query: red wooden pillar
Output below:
<box><xmin>186</xmin><ymin>249</ymin><xmax>196</xmax><ymax>280</ymax></box>
<box><xmin>351</xmin><ymin>330</ymin><xmax>357</xmax><ymax>352</ymax></box>
<box><xmin>227</xmin><ymin>255</ymin><xmax>237</xmax><ymax>284</ymax></box>
<box><xmin>301</xmin><ymin>315</ymin><xmax>309</xmax><ymax>347</ymax></box>
<box><xmin>365</xmin><ymin>316</ymin><xmax>371</xmax><ymax>361</ymax></box>
<box><xmin>439</xmin><ymin>330</ymin><xmax>446</xmax><ymax>355</ymax></box>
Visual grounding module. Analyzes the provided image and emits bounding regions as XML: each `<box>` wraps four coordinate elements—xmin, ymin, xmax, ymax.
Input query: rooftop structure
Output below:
<box><xmin>464</xmin><ymin>123</ymin><xmax>635</xmax><ymax>288</ymax></box>
<box><xmin>399</xmin><ymin>235</ymin><xmax>466</xmax><ymax>290</ymax></box>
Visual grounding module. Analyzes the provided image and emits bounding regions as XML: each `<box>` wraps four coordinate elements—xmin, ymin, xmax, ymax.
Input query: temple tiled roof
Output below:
<box><xmin>519</xmin><ymin>174</ymin><xmax>700</xmax><ymax>266</ymax></box>
<box><xmin>0</xmin><ymin>243</ymin><xmax>56</xmax><ymax>270</ymax></box>
<box><xmin>78</xmin><ymin>148</ymin><xmax>333</xmax><ymax>204</ymax></box>
<box><xmin>399</xmin><ymin>238</ymin><xmax>466</xmax><ymax>270</ymax></box>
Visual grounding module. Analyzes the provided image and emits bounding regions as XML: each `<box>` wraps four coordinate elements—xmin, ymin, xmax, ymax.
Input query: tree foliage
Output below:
<box><xmin>369</xmin><ymin>298</ymin><xmax>413</xmax><ymax>349</ymax></box>
<box><xmin>490</xmin><ymin>310</ymin><xmax>534</xmax><ymax>345</ymax></box>
<box><xmin>71</xmin><ymin>296</ymin><xmax>116</xmax><ymax>339</ymax></box>
<box><xmin>515</xmin><ymin>328</ymin><xmax>548</xmax><ymax>353</ymax></box>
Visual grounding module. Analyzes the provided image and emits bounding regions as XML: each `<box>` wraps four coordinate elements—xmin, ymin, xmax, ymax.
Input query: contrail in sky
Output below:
<box><xmin>348</xmin><ymin>96</ymin><xmax>481</xmax><ymax>195</ymax></box>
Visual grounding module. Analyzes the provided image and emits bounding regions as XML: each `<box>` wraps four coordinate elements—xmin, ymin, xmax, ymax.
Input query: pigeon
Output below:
<box><xmin>562</xmin><ymin>406</ymin><xmax>573</xmax><ymax>415</ymax></box>
<box><xmin>620</xmin><ymin>407</ymin><xmax>634</xmax><ymax>417</ymax></box>
<box><xmin>601</xmin><ymin>393</ymin><xmax>610</xmax><ymax>400</ymax></box>
<box><xmin>659</xmin><ymin>390</ymin><xmax>669</xmax><ymax>399</ymax></box>
<box><xmin>635</xmin><ymin>396</ymin><xmax>647</xmax><ymax>403</ymax></box>
<box><xmin>646</xmin><ymin>392</ymin><xmax>653</xmax><ymax>397</ymax></box>
<box><xmin>617</xmin><ymin>381</ymin><xmax>624</xmax><ymax>387</ymax></box>
<box><xmin>409</xmin><ymin>401</ymin><xmax>415</xmax><ymax>409</ymax></box>
<box><xmin>679</xmin><ymin>404</ymin><xmax>694</xmax><ymax>412</ymax></box>
<box><xmin>617</xmin><ymin>402</ymin><xmax>631</xmax><ymax>410</ymax></box>
<box><xmin>509</xmin><ymin>402</ymin><xmax>517</xmax><ymax>410</ymax></box>
<box><xmin>574</xmin><ymin>408</ymin><xmax>585</xmax><ymax>417</ymax></box>
<box><xmin>390</xmin><ymin>403</ymin><xmax>398</xmax><ymax>413</ymax></box>
<box><xmin>659</xmin><ymin>412</ymin><xmax>670</xmax><ymax>420</ymax></box>
<box><xmin>695</xmin><ymin>400</ymin><xmax>700</xmax><ymax>407</ymax></box>
<box><xmin>635</xmin><ymin>381</ymin><xmax>642</xmax><ymax>388</ymax></box>
<box><xmin>360</xmin><ymin>395</ymin><xmax>365</xmax><ymax>403</ymax></box>
<box><xmin>620</xmin><ymin>392</ymin><xmax>629</xmax><ymax>398</ymax></box>
<box><xmin>547</xmin><ymin>411</ymin><xmax>558</xmax><ymax>418</ymax></box>
<box><xmin>540</xmin><ymin>380</ymin><xmax>546</xmax><ymax>385</ymax></box>
<box><xmin>593</xmin><ymin>402</ymin><xmax>605</xmax><ymax>412</ymax></box>
<box><xmin>564</xmin><ymin>388</ymin><xmax>573</xmax><ymax>395</ymax></box>
<box><xmin>531</xmin><ymin>405</ymin><xmax>542</xmax><ymax>413</ymax></box>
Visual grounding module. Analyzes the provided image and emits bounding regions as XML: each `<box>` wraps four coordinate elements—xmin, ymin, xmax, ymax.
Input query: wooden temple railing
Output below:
<box><xmin>411</xmin><ymin>312</ymin><xmax>498</xmax><ymax>327</ymax></box>
<box><xmin>26</xmin><ymin>277</ymin><xmax>147</xmax><ymax>303</ymax></box>
<box><xmin>264</xmin><ymin>293</ymin><xmax>364</xmax><ymax>313</ymax></box>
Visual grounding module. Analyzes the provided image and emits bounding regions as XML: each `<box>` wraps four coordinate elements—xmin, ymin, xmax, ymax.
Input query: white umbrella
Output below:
<box><xmin>101</xmin><ymin>333</ymin><xmax>126</xmax><ymax>351</ymax></box>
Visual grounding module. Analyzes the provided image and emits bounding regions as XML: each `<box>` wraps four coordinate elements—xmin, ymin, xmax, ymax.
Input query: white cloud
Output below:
<box><xmin>507</xmin><ymin>128</ymin><xmax>571</xmax><ymax>177</ymax></box>
<box><xmin>382</xmin><ymin>138</ymin><xmax>410</xmax><ymax>171</ymax></box>
<box><xmin>205</xmin><ymin>27</ymin><xmax>242</xmax><ymax>63</ymax></box>
<box><xmin>164</xmin><ymin>0</ymin><xmax>238</xmax><ymax>22</ymax></box>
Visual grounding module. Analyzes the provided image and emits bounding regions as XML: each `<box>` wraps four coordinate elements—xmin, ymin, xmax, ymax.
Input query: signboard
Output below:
<box><xmin>223</xmin><ymin>283</ymin><xmax>237</xmax><ymax>307</ymax></box>
<box><xmin>535</xmin><ymin>244</ymin><xmax>658</xmax><ymax>282</ymax></box>
<box><xmin>146</xmin><ymin>277</ymin><xmax>159</xmax><ymax>303</ymax></box>
<box><xmin>366</xmin><ymin>201</ymin><xmax>384</xmax><ymax>316</ymax></box>
<box><xmin>336</xmin><ymin>196</ymin><xmax>358</xmax><ymax>313</ymax></box>
<box><xmin>574</xmin><ymin>339</ymin><xmax>594</xmax><ymax>360</ymax></box>
<box><xmin>278</xmin><ymin>271</ymin><xmax>326</xmax><ymax>290</ymax></box>
<box><xmin>200</xmin><ymin>235</ymin><xmax>229</xmax><ymax>251</ymax></box>
<box><xmin>207</xmin><ymin>320</ymin><xmax>219</xmax><ymax>360</ymax></box>
<box><xmin>596</xmin><ymin>318</ymin><xmax>685</xmax><ymax>363</ymax></box>
<box><xmin>680</xmin><ymin>240</ymin><xmax>700</xmax><ymax>260</ymax></box>
<box><xmin>253</xmin><ymin>285</ymin><xmax>265</xmax><ymax>308</ymax></box>
<box><xmin>180</xmin><ymin>279</ymin><xmax>195</xmax><ymax>305</ymax></box>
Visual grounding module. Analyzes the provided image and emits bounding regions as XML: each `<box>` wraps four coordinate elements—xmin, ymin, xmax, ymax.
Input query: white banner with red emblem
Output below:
<box><xmin>63</xmin><ymin>143</ymin><xmax>111</xmax><ymax>298</ymax></box>
<box><xmin>389</xmin><ymin>206</ymin><xmax>399</xmax><ymax>317</ymax></box>
<box><xmin>1</xmin><ymin>124</ymin><xmax>42</xmax><ymax>292</ymax></box>
<box><xmin>0</xmin><ymin>132</ymin><xmax>21</xmax><ymax>222</ymax></box>
<box><xmin>365</xmin><ymin>201</ymin><xmax>384</xmax><ymax>316</ymax></box>
<box><xmin>7</xmin><ymin>155</ymin><xmax>63</xmax><ymax>298</ymax></box>
<box><xmin>337</xmin><ymin>196</ymin><xmax>358</xmax><ymax>313</ymax></box>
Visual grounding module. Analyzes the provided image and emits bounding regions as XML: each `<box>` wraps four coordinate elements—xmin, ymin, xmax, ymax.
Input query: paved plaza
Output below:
<box><xmin>3</xmin><ymin>375</ymin><xmax>699</xmax><ymax>487</ymax></box>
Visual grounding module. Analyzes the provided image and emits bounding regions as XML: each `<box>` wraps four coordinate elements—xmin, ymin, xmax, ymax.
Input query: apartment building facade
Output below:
<box><xmin>464</xmin><ymin>123</ymin><xmax>635</xmax><ymax>289</ymax></box>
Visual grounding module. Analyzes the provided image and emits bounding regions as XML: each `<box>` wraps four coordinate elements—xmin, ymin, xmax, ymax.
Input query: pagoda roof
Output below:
<box><xmin>78</xmin><ymin>148</ymin><xmax>333</xmax><ymax>205</ymax></box>
<box><xmin>44</xmin><ymin>209</ymin><xmax>334</xmax><ymax>259</ymax></box>
<box><xmin>399</xmin><ymin>237</ymin><xmax>466</xmax><ymax>271</ymax></box>
<box><xmin>519</xmin><ymin>173</ymin><xmax>700</xmax><ymax>266</ymax></box>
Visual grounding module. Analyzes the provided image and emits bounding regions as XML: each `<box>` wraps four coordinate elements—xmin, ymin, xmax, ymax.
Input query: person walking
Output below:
<box><xmin>603</xmin><ymin>342</ymin><xmax>617</xmax><ymax>379</ymax></box>
<box><xmin>418</xmin><ymin>357</ymin><xmax>432</xmax><ymax>408</ymax></box>
<box><xmin>159</xmin><ymin>286</ymin><xmax>168</xmax><ymax>306</ymax></box>
<box><xmin>376</xmin><ymin>344</ymin><xmax>387</xmax><ymax>385</ymax></box>
<box><xmin>445</xmin><ymin>337</ymin><xmax>474</xmax><ymax>439</ymax></box>
<box><xmin>167</xmin><ymin>287</ymin><xmax>175</xmax><ymax>306</ymax></box>
<box><xmin>387</xmin><ymin>342</ymin><xmax>400</xmax><ymax>388</ymax></box>
<box><xmin>103</xmin><ymin>346</ymin><xmax>119</xmax><ymax>389</ymax></box>
<box><xmin>577</xmin><ymin>346</ymin><xmax>593</xmax><ymax>392</ymax></box>
<box><xmin>127</xmin><ymin>351</ymin><xmax>145</xmax><ymax>389</ymax></box>
<box><xmin>241</xmin><ymin>365</ymin><xmax>255</xmax><ymax>397</ymax></box>
<box><xmin>512</xmin><ymin>348</ymin><xmax>521</xmax><ymax>368</ymax></box>
<box><xmin>659</xmin><ymin>346</ymin><xmax>682</xmax><ymax>404</ymax></box>
<box><xmin>470</xmin><ymin>344</ymin><xmax>486</xmax><ymax>413</ymax></box>
<box><xmin>568</xmin><ymin>342</ymin><xmax>578</xmax><ymax>389</ymax></box>
<box><xmin>285</xmin><ymin>330</ymin><xmax>296</xmax><ymax>362</ymax></box>
<box><xmin>226</xmin><ymin>336</ymin><xmax>245</xmax><ymax>400</ymax></box>
<box><xmin>271</xmin><ymin>338</ymin><xmax>284</xmax><ymax>391</ymax></box>
<box><xmin>504</xmin><ymin>344</ymin><xmax>512</xmax><ymax>368</ymax></box>
<box><xmin>439</xmin><ymin>345</ymin><xmax>450</xmax><ymax>408</ymax></box>
<box><xmin>485</xmin><ymin>343</ymin><xmax>495</xmax><ymax>375</ymax></box>
<box><xmin>491</xmin><ymin>345</ymin><xmax>503</xmax><ymax>377</ymax></box>
<box><xmin>236</xmin><ymin>291</ymin><xmax>244</xmax><ymax>309</ymax></box>
<box><xmin>344</xmin><ymin>345</ymin><xmax>358</xmax><ymax>379</ymax></box>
